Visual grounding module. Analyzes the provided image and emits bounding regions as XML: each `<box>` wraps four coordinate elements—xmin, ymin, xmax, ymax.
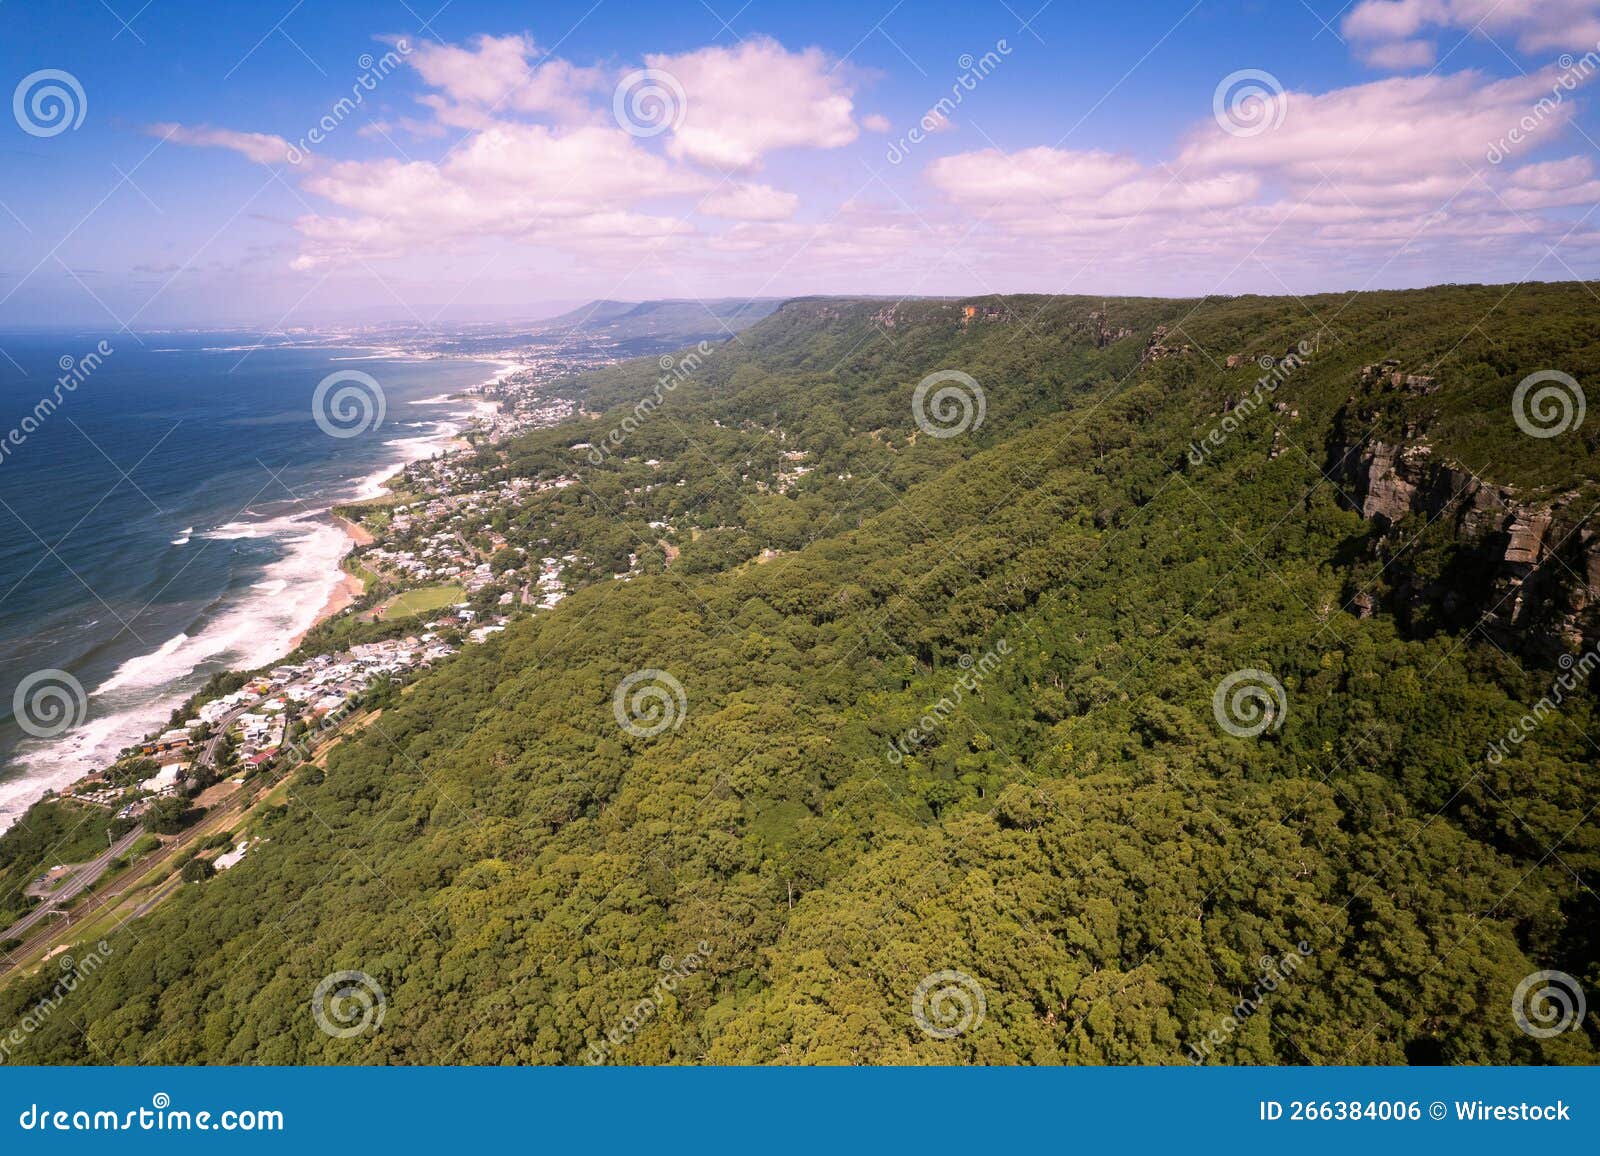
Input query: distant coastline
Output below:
<box><xmin>295</xmin><ymin>368</ymin><xmax>511</xmax><ymax>646</ymax></box>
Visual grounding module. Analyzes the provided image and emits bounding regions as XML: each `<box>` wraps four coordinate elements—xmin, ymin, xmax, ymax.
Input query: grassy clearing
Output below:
<box><xmin>377</xmin><ymin>584</ymin><xmax>466</xmax><ymax>619</ymax></box>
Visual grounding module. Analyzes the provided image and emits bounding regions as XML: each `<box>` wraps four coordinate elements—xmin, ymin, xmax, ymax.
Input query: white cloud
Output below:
<box><xmin>1174</xmin><ymin>70</ymin><xmax>1578</xmax><ymax>187</ymax></box>
<box><xmin>644</xmin><ymin>36</ymin><xmax>859</xmax><ymax>170</ymax></box>
<box><xmin>931</xmin><ymin>148</ymin><xmax>1148</xmax><ymax>203</ymax></box>
<box><xmin>148</xmin><ymin>122</ymin><xmax>298</xmax><ymax>167</ymax></box>
<box><xmin>1344</xmin><ymin>0</ymin><xmax>1600</xmax><ymax>59</ymax></box>
<box><xmin>144</xmin><ymin>30</ymin><xmax>1600</xmax><ymax>298</ymax></box>
<box><xmin>1343</xmin><ymin>0</ymin><xmax>1445</xmax><ymax>41</ymax></box>
<box><xmin>1501</xmin><ymin>156</ymin><xmax>1600</xmax><ymax>209</ymax></box>
<box><xmin>154</xmin><ymin>32</ymin><xmax>878</xmax><ymax>273</ymax></box>
<box><xmin>1358</xmin><ymin>38</ymin><xmax>1437</xmax><ymax>70</ymax></box>
<box><xmin>699</xmin><ymin>182</ymin><xmax>801</xmax><ymax>221</ymax></box>
<box><xmin>288</xmin><ymin>122</ymin><xmax>710</xmax><ymax>268</ymax></box>
<box><xmin>404</xmin><ymin>33</ymin><xmax>605</xmax><ymax>124</ymax></box>
<box><xmin>923</xmin><ymin>66</ymin><xmax>1600</xmax><ymax>290</ymax></box>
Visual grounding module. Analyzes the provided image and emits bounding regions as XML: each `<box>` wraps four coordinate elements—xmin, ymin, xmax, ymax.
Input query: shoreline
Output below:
<box><xmin>291</xmin><ymin>515</ymin><xmax>374</xmax><ymax>648</ymax></box>
<box><xmin>292</xmin><ymin>363</ymin><xmax>514</xmax><ymax>648</ymax></box>
<box><xmin>0</xmin><ymin>354</ymin><xmax>518</xmax><ymax>834</ymax></box>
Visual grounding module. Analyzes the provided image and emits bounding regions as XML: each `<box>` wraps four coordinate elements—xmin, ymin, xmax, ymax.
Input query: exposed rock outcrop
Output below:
<box><xmin>1359</xmin><ymin>359</ymin><xmax>1439</xmax><ymax>395</ymax></box>
<box><xmin>1330</xmin><ymin>433</ymin><xmax>1600</xmax><ymax>661</ymax></box>
<box><xmin>1090</xmin><ymin>310</ymin><xmax>1134</xmax><ymax>348</ymax></box>
<box><xmin>1141</xmin><ymin>325</ymin><xmax>1192</xmax><ymax>364</ymax></box>
<box><xmin>960</xmin><ymin>304</ymin><xmax>1012</xmax><ymax>325</ymax></box>
<box><xmin>1322</xmin><ymin>360</ymin><xmax>1599</xmax><ymax>661</ymax></box>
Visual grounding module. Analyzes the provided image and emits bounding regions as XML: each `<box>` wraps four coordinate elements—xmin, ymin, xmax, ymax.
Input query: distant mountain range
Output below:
<box><xmin>355</xmin><ymin>298</ymin><xmax>788</xmax><ymax>359</ymax></box>
<box><xmin>532</xmin><ymin>298</ymin><xmax>784</xmax><ymax>346</ymax></box>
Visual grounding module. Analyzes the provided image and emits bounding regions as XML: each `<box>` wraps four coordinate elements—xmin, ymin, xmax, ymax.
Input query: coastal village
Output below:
<box><xmin>0</xmin><ymin>339</ymin><xmax>618</xmax><ymax>965</ymax></box>
<box><xmin>352</xmin><ymin>464</ymin><xmax>584</xmax><ymax>612</ymax></box>
<box><xmin>47</xmin><ymin>380</ymin><xmax>554</xmax><ymax>811</ymax></box>
<box><xmin>72</xmin><ymin>345</ymin><xmax>618</xmax><ymax>801</ymax></box>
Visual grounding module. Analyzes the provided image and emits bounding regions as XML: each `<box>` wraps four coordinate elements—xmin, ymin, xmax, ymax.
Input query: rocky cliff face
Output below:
<box><xmin>1327</xmin><ymin>366</ymin><xmax>1600</xmax><ymax>663</ymax></box>
<box><xmin>1141</xmin><ymin>325</ymin><xmax>1191</xmax><ymax>364</ymax></box>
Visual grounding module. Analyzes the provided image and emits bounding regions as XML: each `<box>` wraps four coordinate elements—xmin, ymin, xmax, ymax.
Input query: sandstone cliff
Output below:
<box><xmin>1327</xmin><ymin>364</ymin><xmax>1600</xmax><ymax>663</ymax></box>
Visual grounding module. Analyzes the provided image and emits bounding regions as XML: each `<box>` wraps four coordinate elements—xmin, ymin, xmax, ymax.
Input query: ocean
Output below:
<box><xmin>0</xmin><ymin>331</ymin><xmax>506</xmax><ymax>831</ymax></box>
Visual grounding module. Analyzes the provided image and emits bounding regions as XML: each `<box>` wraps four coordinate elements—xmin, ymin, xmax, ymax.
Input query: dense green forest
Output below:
<box><xmin>2</xmin><ymin>286</ymin><xmax>1597</xmax><ymax>1064</ymax></box>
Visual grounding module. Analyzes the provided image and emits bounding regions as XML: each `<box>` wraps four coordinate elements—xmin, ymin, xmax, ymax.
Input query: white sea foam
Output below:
<box><xmin>478</xmin><ymin>358</ymin><xmax>522</xmax><ymax>391</ymax></box>
<box><xmin>348</xmin><ymin>370</ymin><xmax>510</xmax><ymax>502</ymax></box>
<box><xmin>328</xmin><ymin>347</ymin><xmax>423</xmax><ymax>362</ymax></box>
<box><xmin>350</xmin><ymin>419</ymin><xmax>463</xmax><ymax>500</ymax></box>
<box><xmin>202</xmin><ymin>521</ymin><xmax>272</xmax><ymax>541</ymax></box>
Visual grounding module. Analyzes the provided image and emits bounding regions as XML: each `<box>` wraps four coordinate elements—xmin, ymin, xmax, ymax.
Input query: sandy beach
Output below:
<box><xmin>292</xmin><ymin>515</ymin><xmax>375</xmax><ymax>647</ymax></box>
<box><xmin>334</xmin><ymin>512</ymin><xmax>377</xmax><ymax>547</ymax></box>
<box><xmin>306</xmin><ymin>570</ymin><xmax>366</xmax><ymax>637</ymax></box>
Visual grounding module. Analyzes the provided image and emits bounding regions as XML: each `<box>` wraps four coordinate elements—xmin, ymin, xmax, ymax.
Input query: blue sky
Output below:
<box><xmin>3</xmin><ymin>0</ymin><xmax>1599</xmax><ymax>327</ymax></box>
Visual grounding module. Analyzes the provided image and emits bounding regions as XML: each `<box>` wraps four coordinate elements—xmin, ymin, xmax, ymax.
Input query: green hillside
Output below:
<box><xmin>3</xmin><ymin>286</ymin><xmax>1597</xmax><ymax>1065</ymax></box>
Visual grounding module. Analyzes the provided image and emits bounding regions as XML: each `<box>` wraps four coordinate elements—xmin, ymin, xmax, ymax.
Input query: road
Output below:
<box><xmin>2</xmin><ymin>707</ymin><xmax>245</xmax><ymax>951</ymax></box>
<box><xmin>0</xmin><ymin>700</ymin><xmax>360</xmax><ymax>977</ymax></box>
<box><xmin>1</xmin><ymin>826</ymin><xmax>144</xmax><ymax>943</ymax></box>
<box><xmin>199</xmin><ymin>707</ymin><xmax>248</xmax><ymax>768</ymax></box>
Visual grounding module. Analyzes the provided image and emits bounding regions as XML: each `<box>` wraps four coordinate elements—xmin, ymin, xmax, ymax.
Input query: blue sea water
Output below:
<box><xmin>0</xmin><ymin>331</ymin><xmax>503</xmax><ymax>829</ymax></box>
